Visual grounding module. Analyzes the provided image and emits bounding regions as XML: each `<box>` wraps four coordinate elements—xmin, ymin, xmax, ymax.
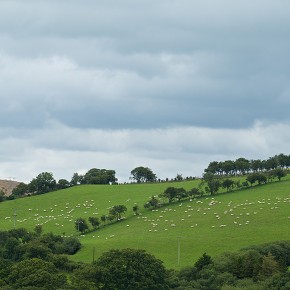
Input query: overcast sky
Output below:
<box><xmin>1</xmin><ymin>0</ymin><xmax>290</xmax><ymax>183</ymax></box>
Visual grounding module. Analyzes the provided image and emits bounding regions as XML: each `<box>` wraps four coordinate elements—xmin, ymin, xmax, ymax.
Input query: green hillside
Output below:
<box><xmin>0</xmin><ymin>178</ymin><xmax>289</xmax><ymax>269</ymax></box>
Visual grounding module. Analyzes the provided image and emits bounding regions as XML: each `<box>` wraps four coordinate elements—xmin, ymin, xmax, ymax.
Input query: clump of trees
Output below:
<box><xmin>168</xmin><ymin>240</ymin><xmax>290</xmax><ymax>289</ymax></box>
<box><xmin>72</xmin><ymin>248</ymin><xmax>168</xmax><ymax>290</ymax></box>
<box><xmin>0</xmin><ymin>228</ymin><xmax>81</xmax><ymax>289</ymax></box>
<box><xmin>75</xmin><ymin>204</ymin><xmax>128</xmax><ymax>234</ymax></box>
<box><xmin>144</xmin><ymin>186</ymin><xmax>204</xmax><ymax>209</ymax></box>
<box><xmin>204</xmin><ymin>153</ymin><xmax>290</xmax><ymax>176</ymax></box>
<box><xmin>0</xmin><ymin>225</ymin><xmax>289</xmax><ymax>289</ymax></box>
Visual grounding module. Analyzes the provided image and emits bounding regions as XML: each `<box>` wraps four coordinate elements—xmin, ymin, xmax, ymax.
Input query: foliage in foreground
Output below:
<box><xmin>0</xmin><ymin>225</ymin><xmax>289</xmax><ymax>289</ymax></box>
<box><xmin>72</xmin><ymin>240</ymin><xmax>290</xmax><ymax>289</ymax></box>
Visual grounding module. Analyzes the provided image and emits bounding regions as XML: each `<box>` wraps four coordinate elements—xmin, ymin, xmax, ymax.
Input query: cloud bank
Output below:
<box><xmin>0</xmin><ymin>0</ymin><xmax>289</xmax><ymax>182</ymax></box>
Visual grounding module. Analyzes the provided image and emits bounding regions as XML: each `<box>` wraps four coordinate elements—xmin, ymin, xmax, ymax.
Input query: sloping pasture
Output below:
<box><xmin>0</xmin><ymin>178</ymin><xmax>289</xmax><ymax>269</ymax></box>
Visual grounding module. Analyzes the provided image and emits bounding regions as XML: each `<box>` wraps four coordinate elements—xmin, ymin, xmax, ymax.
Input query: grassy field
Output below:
<box><xmin>0</xmin><ymin>178</ymin><xmax>289</xmax><ymax>269</ymax></box>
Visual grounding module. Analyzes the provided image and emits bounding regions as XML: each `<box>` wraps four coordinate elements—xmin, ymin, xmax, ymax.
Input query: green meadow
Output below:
<box><xmin>0</xmin><ymin>178</ymin><xmax>290</xmax><ymax>269</ymax></box>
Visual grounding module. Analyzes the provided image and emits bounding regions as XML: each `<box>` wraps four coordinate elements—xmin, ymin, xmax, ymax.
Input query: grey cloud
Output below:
<box><xmin>0</xmin><ymin>47</ymin><xmax>289</xmax><ymax>130</ymax></box>
<box><xmin>1</xmin><ymin>0</ymin><xmax>290</xmax><ymax>181</ymax></box>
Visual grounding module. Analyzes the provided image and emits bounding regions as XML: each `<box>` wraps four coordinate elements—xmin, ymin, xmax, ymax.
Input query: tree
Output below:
<box><xmin>7</xmin><ymin>258</ymin><xmax>67</xmax><ymax>289</ymax></box>
<box><xmin>3</xmin><ymin>237</ymin><xmax>21</xmax><ymax>260</ymax></box>
<box><xmin>57</xmin><ymin>179</ymin><xmax>70</xmax><ymax>190</ymax></box>
<box><xmin>0</xmin><ymin>257</ymin><xmax>13</xmax><ymax>282</ymax></box>
<box><xmin>22</xmin><ymin>241</ymin><xmax>53</xmax><ymax>260</ymax></box>
<box><xmin>176</xmin><ymin>187</ymin><xmax>187</xmax><ymax>201</ymax></box>
<box><xmin>34</xmin><ymin>225</ymin><xmax>43</xmax><ymax>236</ymax></box>
<box><xmin>160</xmin><ymin>187</ymin><xmax>178</xmax><ymax>203</ymax></box>
<box><xmin>255</xmin><ymin>172</ymin><xmax>267</xmax><ymax>185</ymax></box>
<box><xmin>235</xmin><ymin>158</ymin><xmax>250</xmax><ymax>175</ymax></box>
<box><xmin>222</xmin><ymin>179</ymin><xmax>235</xmax><ymax>192</ymax></box>
<box><xmin>258</xmin><ymin>253</ymin><xmax>281</xmax><ymax>279</ymax></box>
<box><xmin>75</xmin><ymin>218</ymin><xmax>88</xmax><ymax>233</ymax></box>
<box><xmin>11</xmin><ymin>182</ymin><xmax>28</xmax><ymax>197</ymax></box>
<box><xmin>71</xmin><ymin>263</ymin><xmax>102</xmax><ymax>289</ymax></box>
<box><xmin>265</xmin><ymin>156</ymin><xmax>279</xmax><ymax>171</ymax></box>
<box><xmin>96</xmin><ymin>248</ymin><xmax>168</xmax><ymax>290</ymax></box>
<box><xmin>83</xmin><ymin>168</ymin><xmax>117</xmax><ymax>184</ymax></box>
<box><xmin>221</xmin><ymin>160</ymin><xmax>235</xmax><ymax>175</ymax></box>
<box><xmin>144</xmin><ymin>196</ymin><xmax>160</xmax><ymax>209</ymax></box>
<box><xmin>204</xmin><ymin>161</ymin><xmax>220</xmax><ymax>174</ymax></box>
<box><xmin>29</xmin><ymin>172</ymin><xmax>56</xmax><ymax>194</ymax></box>
<box><xmin>175</xmin><ymin>173</ymin><xmax>183</xmax><ymax>181</ymax></box>
<box><xmin>130</xmin><ymin>166</ymin><xmax>157</xmax><ymax>183</ymax></box>
<box><xmin>0</xmin><ymin>190</ymin><xmax>6</xmax><ymax>202</ymax></box>
<box><xmin>70</xmin><ymin>172</ymin><xmax>83</xmax><ymax>186</ymax></box>
<box><xmin>194</xmin><ymin>253</ymin><xmax>213</xmax><ymax>271</ymax></box>
<box><xmin>272</xmin><ymin>168</ymin><xmax>287</xmax><ymax>181</ymax></box>
<box><xmin>203</xmin><ymin>172</ymin><xmax>221</xmax><ymax>195</ymax></box>
<box><xmin>246</xmin><ymin>173</ymin><xmax>257</xmax><ymax>187</ymax></box>
<box><xmin>100</xmin><ymin>215</ymin><xmax>107</xmax><ymax>224</ymax></box>
<box><xmin>109</xmin><ymin>205</ymin><xmax>127</xmax><ymax>221</ymax></box>
<box><xmin>88</xmin><ymin>217</ymin><xmax>100</xmax><ymax>229</ymax></box>
<box><xmin>61</xmin><ymin>237</ymin><xmax>81</xmax><ymax>255</ymax></box>
<box><xmin>188</xmin><ymin>187</ymin><xmax>203</xmax><ymax>197</ymax></box>
<box><xmin>250</xmin><ymin>159</ymin><xmax>263</xmax><ymax>172</ymax></box>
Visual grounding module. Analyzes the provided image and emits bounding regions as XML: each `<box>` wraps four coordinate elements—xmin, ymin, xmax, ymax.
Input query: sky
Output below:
<box><xmin>1</xmin><ymin>0</ymin><xmax>290</xmax><ymax>183</ymax></box>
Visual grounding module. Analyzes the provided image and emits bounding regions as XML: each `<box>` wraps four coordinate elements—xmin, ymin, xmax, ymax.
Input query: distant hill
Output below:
<box><xmin>0</xmin><ymin>179</ymin><xmax>20</xmax><ymax>196</ymax></box>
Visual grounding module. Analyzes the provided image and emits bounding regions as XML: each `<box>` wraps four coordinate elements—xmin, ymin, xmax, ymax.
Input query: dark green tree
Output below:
<box><xmin>109</xmin><ymin>205</ymin><xmax>127</xmax><ymax>221</ymax></box>
<box><xmin>57</xmin><ymin>179</ymin><xmax>70</xmax><ymax>190</ymax></box>
<box><xmin>83</xmin><ymin>168</ymin><xmax>117</xmax><ymax>184</ymax></box>
<box><xmin>255</xmin><ymin>172</ymin><xmax>267</xmax><ymax>185</ymax></box>
<box><xmin>0</xmin><ymin>257</ymin><xmax>13</xmax><ymax>283</ymax></box>
<box><xmin>75</xmin><ymin>218</ymin><xmax>89</xmax><ymax>233</ymax></box>
<box><xmin>96</xmin><ymin>248</ymin><xmax>168</xmax><ymax>290</ymax></box>
<box><xmin>175</xmin><ymin>173</ymin><xmax>183</xmax><ymax>181</ymax></box>
<box><xmin>2</xmin><ymin>237</ymin><xmax>21</xmax><ymax>260</ymax></box>
<box><xmin>144</xmin><ymin>196</ymin><xmax>160</xmax><ymax>209</ymax></box>
<box><xmin>258</xmin><ymin>253</ymin><xmax>281</xmax><ymax>279</ymax></box>
<box><xmin>7</xmin><ymin>258</ymin><xmax>67</xmax><ymax>289</ymax></box>
<box><xmin>204</xmin><ymin>161</ymin><xmax>220</xmax><ymax>174</ymax></box>
<box><xmin>246</xmin><ymin>173</ymin><xmax>257</xmax><ymax>186</ymax></box>
<box><xmin>130</xmin><ymin>166</ymin><xmax>157</xmax><ymax>183</ymax></box>
<box><xmin>176</xmin><ymin>187</ymin><xmax>187</xmax><ymax>201</ymax></box>
<box><xmin>100</xmin><ymin>215</ymin><xmax>107</xmax><ymax>224</ymax></box>
<box><xmin>160</xmin><ymin>187</ymin><xmax>178</xmax><ymax>203</ymax></box>
<box><xmin>21</xmin><ymin>241</ymin><xmax>52</xmax><ymax>260</ymax></box>
<box><xmin>265</xmin><ymin>156</ymin><xmax>279</xmax><ymax>171</ymax></box>
<box><xmin>221</xmin><ymin>160</ymin><xmax>235</xmax><ymax>175</ymax></box>
<box><xmin>61</xmin><ymin>237</ymin><xmax>81</xmax><ymax>255</ymax></box>
<box><xmin>88</xmin><ymin>217</ymin><xmax>100</xmax><ymax>229</ymax></box>
<box><xmin>0</xmin><ymin>190</ymin><xmax>6</xmax><ymax>202</ymax></box>
<box><xmin>235</xmin><ymin>157</ymin><xmax>250</xmax><ymax>175</ymax></box>
<box><xmin>272</xmin><ymin>168</ymin><xmax>287</xmax><ymax>181</ymax></box>
<box><xmin>11</xmin><ymin>182</ymin><xmax>28</xmax><ymax>197</ymax></box>
<box><xmin>194</xmin><ymin>253</ymin><xmax>213</xmax><ymax>271</ymax></box>
<box><xmin>222</xmin><ymin>179</ymin><xmax>235</xmax><ymax>192</ymax></box>
<box><xmin>203</xmin><ymin>172</ymin><xmax>221</xmax><ymax>195</ymax></box>
<box><xmin>70</xmin><ymin>172</ymin><xmax>83</xmax><ymax>186</ymax></box>
<box><xmin>29</xmin><ymin>172</ymin><xmax>56</xmax><ymax>194</ymax></box>
<box><xmin>71</xmin><ymin>263</ymin><xmax>102</xmax><ymax>289</ymax></box>
<box><xmin>250</xmin><ymin>159</ymin><xmax>263</xmax><ymax>172</ymax></box>
<box><xmin>34</xmin><ymin>224</ymin><xmax>43</xmax><ymax>236</ymax></box>
<box><xmin>188</xmin><ymin>187</ymin><xmax>203</xmax><ymax>197</ymax></box>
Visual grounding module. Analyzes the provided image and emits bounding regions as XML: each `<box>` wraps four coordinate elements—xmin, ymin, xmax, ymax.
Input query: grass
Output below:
<box><xmin>0</xmin><ymin>178</ymin><xmax>290</xmax><ymax>269</ymax></box>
